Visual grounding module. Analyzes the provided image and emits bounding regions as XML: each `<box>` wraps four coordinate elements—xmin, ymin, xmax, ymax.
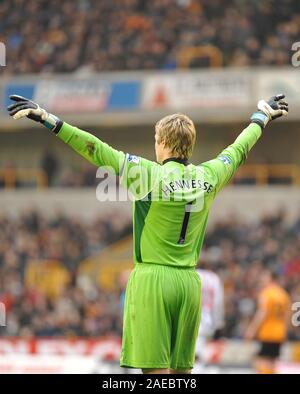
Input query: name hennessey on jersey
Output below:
<box><xmin>47</xmin><ymin>121</ymin><xmax>263</xmax><ymax>267</ymax></box>
<box><xmin>161</xmin><ymin>178</ymin><xmax>214</xmax><ymax>197</ymax></box>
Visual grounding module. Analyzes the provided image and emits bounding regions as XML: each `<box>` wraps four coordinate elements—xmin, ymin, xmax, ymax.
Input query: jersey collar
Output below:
<box><xmin>162</xmin><ymin>157</ymin><xmax>188</xmax><ymax>166</ymax></box>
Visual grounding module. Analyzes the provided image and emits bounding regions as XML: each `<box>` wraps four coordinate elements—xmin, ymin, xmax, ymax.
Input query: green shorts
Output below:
<box><xmin>120</xmin><ymin>263</ymin><xmax>201</xmax><ymax>370</ymax></box>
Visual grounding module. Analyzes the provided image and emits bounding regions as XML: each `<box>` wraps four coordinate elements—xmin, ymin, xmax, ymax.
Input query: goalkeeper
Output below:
<box><xmin>7</xmin><ymin>94</ymin><xmax>288</xmax><ymax>374</ymax></box>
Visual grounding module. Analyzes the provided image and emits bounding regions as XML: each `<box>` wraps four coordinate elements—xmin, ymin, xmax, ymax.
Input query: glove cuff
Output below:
<box><xmin>250</xmin><ymin>111</ymin><xmax>269</xmax><ymax>129</ymax></box>
<box><xmin>41</xmin><ymin>113</ymin><xmax>63</xmax><ymax>134</ymax></box>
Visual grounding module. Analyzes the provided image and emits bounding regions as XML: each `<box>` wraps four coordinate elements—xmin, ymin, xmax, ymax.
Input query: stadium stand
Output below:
<box><xmin>0</xmin><ymin>209</ymin><xmax>299</xmax><ymax>341</ymax></box>
<box><xmin>1</xmin><ymin>0</ymin><xmax>300</xmax><ymax>376</ymax></box>
<box><xmin>1</xmin><ymin>0</ymin><xmax>300</xmax><ymax>74</ymax></box>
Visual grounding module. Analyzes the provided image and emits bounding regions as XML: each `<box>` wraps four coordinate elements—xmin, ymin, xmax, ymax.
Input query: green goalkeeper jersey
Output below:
<box><xmin>57</xmin><ymin>122</ymin><xmax>262</xmax><ymax>268</ymax></box>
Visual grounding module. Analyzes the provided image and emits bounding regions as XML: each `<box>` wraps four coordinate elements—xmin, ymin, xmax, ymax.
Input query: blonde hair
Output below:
<box><xmin>155</xmin><ymin>113</ymin><xmax>196</xmax><ymax>159</ymax></box>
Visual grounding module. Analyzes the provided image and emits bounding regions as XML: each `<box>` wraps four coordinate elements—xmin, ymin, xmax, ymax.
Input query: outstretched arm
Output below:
<box><xmin>201</xmin><ymin>94</ymin><xmax>288</xmax><ymax>194</ymax></box>
<box><xmin>57</xmin><ymin>122</ymin><xmax>127</xmax><ymax>173</ymax></box>
<box><xmin>7</xmin><ymin>95</ymin><xmax>160</xmax><ymax>196</ymax></box>
<box><xmin>7</xmin><ymin>95</ymin><xmax>126</xmax><ymax>173</ymax></box>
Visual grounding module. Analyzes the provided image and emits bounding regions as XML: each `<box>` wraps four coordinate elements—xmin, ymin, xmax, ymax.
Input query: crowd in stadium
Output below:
<box><xmin>203</xmin><ymin>210</ymin><xmax>300</xmax><ymax>340</ymax></box>
<box><xmin>1</xmin><ymin>209</ymin><xmax>299</xmax><ymax>340</ymax></box>
<box><xmin>0</xmin><ymin>210</ymin><xmax>131</xmax><ymax>337</ymax></box>
<box><xmin>0</xmin><ymin>156</ymin><xmax>110</xmax><ymax>188</ymax></box>
<box><xmin>1</xmin><ymin>0</ymin><xmax>299</xmax><ymax>74</ymax></box>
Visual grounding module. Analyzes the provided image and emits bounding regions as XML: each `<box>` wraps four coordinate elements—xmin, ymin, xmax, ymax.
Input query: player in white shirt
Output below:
<box><xmin>194</xmin><ymin>267</ymin><xmax>224</xmax><ymax>373</ymax></box>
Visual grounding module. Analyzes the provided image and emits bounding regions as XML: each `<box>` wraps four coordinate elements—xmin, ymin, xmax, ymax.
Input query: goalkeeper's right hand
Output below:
<box><xmin>7</xmin><ymin>95</ymin><xmax>63</xmax><ymax>134</ymax></box>
<box><xmin>250</xmin><ymin>94</ymin><xmax>288</xmax><ymax>129</ymax></box>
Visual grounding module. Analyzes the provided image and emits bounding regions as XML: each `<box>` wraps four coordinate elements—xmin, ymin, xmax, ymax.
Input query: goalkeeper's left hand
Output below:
<box><xmin>250</xmin><ymin>94</ymin><xmax>288</xmax><ymax>129</ymax></box>
<box><xmin>7</xmin><ymin>95</ymin><xmax>63</xmax><ymax>134</ymax></box>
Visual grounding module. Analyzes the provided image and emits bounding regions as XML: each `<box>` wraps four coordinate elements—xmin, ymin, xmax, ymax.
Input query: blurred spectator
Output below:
<box><xmin>1</xmin><ymin>0</ymin><xmax>299</xmax><ymax>75</ymax></box>
<box><xmin>0</xmin><ymin>208</ymin><xmax>299</xmax><ymax>340</ymax></box>
<box><xmin>0</xmin><ymin>209</ymin><xmax>131</xmax><ymax>337</ymax></box>
<box><xmin>40</xmin><ymin>149</ymin><xmax>58</xmax><ymax>187</ymax></box>
<box><xmin>201</xmin><ymin>210</ymin><xmax>300</xmax><ymax>340</ymax></box>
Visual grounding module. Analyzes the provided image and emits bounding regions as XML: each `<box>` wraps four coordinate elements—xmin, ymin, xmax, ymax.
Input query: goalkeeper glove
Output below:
<box><xmin>250</xmin><ymin>94</ymin><xmax>288</xmax><ymax>129</ymax></box>
<box><xmin>7</xmin><ymin>95</ymin><xmax>63</xmax><ymax>134</ymax></box>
